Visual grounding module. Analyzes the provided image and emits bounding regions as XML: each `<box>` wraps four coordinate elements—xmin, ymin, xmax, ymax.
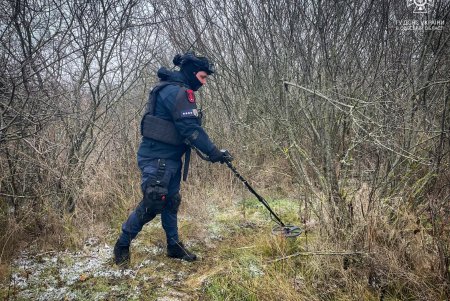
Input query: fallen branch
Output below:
<box><xmin>268</xmin><ymin>251</ymin><xmax>372</xmax><ymax>263</ymax></box>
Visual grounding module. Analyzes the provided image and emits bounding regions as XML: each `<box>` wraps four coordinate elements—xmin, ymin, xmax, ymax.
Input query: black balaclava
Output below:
<box><xmin>181</xmin><ymin>62</ymin><xmax>203</xmax><ymax>91</ymax></box>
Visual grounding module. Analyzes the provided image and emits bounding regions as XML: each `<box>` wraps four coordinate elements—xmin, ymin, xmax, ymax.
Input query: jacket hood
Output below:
<box><xmin>157</xmin><ymin>67</ymin><xmax>187</xmax><ymax>85</ymax></box>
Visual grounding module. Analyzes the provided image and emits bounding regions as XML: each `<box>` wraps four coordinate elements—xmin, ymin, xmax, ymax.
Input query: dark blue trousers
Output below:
<box><xmin>117</xmin><ymin>158</ymin><xmax>182</xmax><ymax>247</ymax></box>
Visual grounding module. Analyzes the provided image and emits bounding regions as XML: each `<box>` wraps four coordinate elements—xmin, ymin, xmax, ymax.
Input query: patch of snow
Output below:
<box><xmin>5</xmin><ymin>238</ymin><xmax>139</xmax><ymax>300</ymax></box>
<box><xmin>248</xmin><ymin>262</ymin><xmax>264</xmax><ymax>277</ymax></box>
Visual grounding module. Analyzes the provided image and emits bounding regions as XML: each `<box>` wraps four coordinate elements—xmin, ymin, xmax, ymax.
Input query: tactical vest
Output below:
<box><xmin>140</xmin><ymin>81</ymin><xmax>186</xmax><ymax>145</ymax></box>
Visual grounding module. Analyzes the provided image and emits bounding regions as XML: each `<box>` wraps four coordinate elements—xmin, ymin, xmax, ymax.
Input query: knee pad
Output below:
<box><xmin>143</xmin><ymin>181</ymin><xmax>168</xmax><ymax>214</ymax></box>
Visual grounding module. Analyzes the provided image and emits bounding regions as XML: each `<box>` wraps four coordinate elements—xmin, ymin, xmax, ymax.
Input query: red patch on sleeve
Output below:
<box><xmin>186</xmin><ymin>89</ymin><xmax>196</xmax><ymax>103</ymax></box>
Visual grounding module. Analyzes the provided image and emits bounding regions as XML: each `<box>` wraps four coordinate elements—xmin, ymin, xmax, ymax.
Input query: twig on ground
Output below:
<box><xmin>268</xmin><ymin>251</ymin><xmax>373</xmax><ymax>263</ymax></box>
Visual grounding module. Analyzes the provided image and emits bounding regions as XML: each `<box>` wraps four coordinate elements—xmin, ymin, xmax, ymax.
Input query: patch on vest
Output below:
<box><xmin>186</xmin><ymin>89</ymin><xmax>195</xmax><ymax>103</ymax></box>
<box><xmin>181</xmin><ymin>110</ymin><xmax>197</xmax><ymax>117</ymax></box>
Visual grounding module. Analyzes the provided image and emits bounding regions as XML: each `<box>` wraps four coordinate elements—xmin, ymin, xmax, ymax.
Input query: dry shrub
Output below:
<box><xmin>314</xmin><ymin>185</ymin><xmax>449</xmax><ymax>300</ymax></box>
<box><xmin>0</xmin><ymin>201</ymin><xmax>70</xmax><ymax>265</ymax></box>
<box><xmin>75</xmin><ymin>158</ymin><xmax>142</xmax><ymax>240</ymax></box>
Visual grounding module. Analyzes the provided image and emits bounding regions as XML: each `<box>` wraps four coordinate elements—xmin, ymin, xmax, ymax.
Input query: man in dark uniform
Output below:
<box><xmin>114</xmin><ymin>52</ymin><xmax>232</xmax><ymax>265</ymax></box>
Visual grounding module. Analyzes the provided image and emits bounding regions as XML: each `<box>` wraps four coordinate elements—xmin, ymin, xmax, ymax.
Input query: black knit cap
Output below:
<box><xmin>173</xmin><ymin>52</ymin><xmax>214</xmax><ymax>91</ymax></box>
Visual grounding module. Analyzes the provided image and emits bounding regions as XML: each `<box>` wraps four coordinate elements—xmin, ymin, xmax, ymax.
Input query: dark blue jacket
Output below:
<box><xmin>137</xmin><ymin>68</ymin><xmax>217</xmax><ymax>166</ymax></box>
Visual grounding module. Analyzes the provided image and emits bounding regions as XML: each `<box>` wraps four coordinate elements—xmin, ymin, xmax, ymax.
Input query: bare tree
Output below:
<box><xmin>0</xmin><ymin>0</ymin><xmax>166</xmax><ymax>256</ymax></box>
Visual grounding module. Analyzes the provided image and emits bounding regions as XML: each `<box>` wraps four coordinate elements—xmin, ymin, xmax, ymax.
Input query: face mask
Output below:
<box><xmin>181</xmin><ymin>65</ymin><xmax>203</xmax><ymax>91</ymax></box>
<box><xmin>188</xmin><ymin>75</ymin><xmax>203</xmax><ymax>91</ymax></box>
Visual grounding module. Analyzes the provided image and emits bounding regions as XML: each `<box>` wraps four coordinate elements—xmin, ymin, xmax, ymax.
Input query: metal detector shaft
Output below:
<box><xmin>225</xmin><ymin>161</ymin><xmax>286</xmax><ymax>227</ymax></box>
<box><xmin>191</xmin><ymin>147</ymin><xmax>287</xmax><ymax>228</ymax></box>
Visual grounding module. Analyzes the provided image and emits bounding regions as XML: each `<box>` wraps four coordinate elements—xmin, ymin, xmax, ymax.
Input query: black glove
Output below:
<box><xmin>208</xmin><ymin>148</ymin><xmax>233</xmax><ymax>163</ymax></box>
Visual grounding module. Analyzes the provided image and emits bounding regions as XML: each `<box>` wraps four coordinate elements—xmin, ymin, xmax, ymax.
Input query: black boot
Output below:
<box><xmin>114</xmin><ymin>240</ymin><xmax>130</xmax><ymax>267</ymax></box>
<box><xmin>167</xmin><ymin>242</ymin><xmax>197</xmax><ymax>262</ymax></box>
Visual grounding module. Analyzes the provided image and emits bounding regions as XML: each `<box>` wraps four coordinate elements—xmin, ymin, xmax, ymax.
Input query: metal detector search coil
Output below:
<box><xmin>272</xmin><ymin>225</ymin><xmax>302</xmax><ymax>238</ymax></box>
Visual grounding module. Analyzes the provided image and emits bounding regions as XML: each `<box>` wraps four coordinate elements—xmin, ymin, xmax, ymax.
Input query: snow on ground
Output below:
<box><xmin>3</xmin><ymin>237</ymin><xmax>157</xmax><ymax>300</ymax></box>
